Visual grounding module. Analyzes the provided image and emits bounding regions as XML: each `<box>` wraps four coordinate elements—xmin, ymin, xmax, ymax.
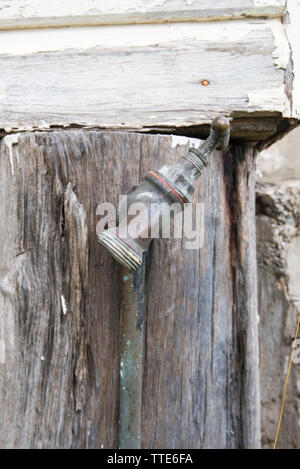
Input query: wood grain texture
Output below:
<box><xmin>0</xmin><ymin>130</ymin><xmax>260</xmax><ymax>448</ymax></box>
<box><xmin>0</xmin><ymin>18</ymin><xmax>294</xmax><ymax>136</ymax></box>
<box><xmin>0</xmin><ymin>0</ymin><xmax>286</xmax><ymax>30</ymax></box>
<box><xmin>0</xmin><ymin>130</ymin><xmax>124</xmax><ymax>448</ymax></box>
<box><xmin>142</xmin><ymin>144</ymin><xmax>260</xmax><ymax>448</ymax></box>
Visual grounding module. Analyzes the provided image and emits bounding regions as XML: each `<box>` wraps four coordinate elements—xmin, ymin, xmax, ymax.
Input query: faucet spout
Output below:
<box><xmin>98</xmin><ymin>116</ymin><xmax>230</xmax><ymax>271</ymax></box>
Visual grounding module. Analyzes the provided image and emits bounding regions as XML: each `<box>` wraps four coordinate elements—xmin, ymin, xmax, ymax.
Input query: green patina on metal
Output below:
<box><xmin>119</xmin><ymin>260</ymin><xmax>145</xmax><ymax>449</ymax></box>
<box><xmin>112</xmin><ymin>117</ymin><xmax>231</xmax><ymax>447</ymax></box>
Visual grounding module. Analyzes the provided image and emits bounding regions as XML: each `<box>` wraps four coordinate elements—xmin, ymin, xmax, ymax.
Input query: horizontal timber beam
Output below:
<box><xmin>0</xmin><ymin>116</ymin><xmax>298</xmax><ymax>151</ymax></box>
<box><xmin>0</xmin><ymin>17</ymin><xmax>298</xmax><ymax>147</ymax></box>
<box><xmin>0</xmin><ymin>1</ymin><xmax>286</xmax><ymax>31</ymax></box>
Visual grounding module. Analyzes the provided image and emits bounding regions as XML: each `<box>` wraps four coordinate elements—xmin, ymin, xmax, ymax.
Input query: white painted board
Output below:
<box><xmin>0</xmin><ymin>1</ymin><xmax>286</xmax><ymax>30</ymax></box>
<box><xmin>0</xmin><ymin>18</ymin><xmax>294</xmax><ymax>133</ymax></box>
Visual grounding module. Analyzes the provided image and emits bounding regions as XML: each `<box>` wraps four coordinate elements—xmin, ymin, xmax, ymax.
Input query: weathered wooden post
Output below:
<box><xmin>0</xmin><ymin>0</ymin><xmax>299</xmax><ymax>449</ymax></box>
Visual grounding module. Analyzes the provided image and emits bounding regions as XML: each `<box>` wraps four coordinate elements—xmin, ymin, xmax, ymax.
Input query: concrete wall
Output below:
<box><xmin>257</xmin><ymin>127</ymin><xmax>300</xmax><ymax>448</ymax></box>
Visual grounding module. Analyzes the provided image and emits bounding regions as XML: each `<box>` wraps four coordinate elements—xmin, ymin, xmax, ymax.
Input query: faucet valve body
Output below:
<box><xmin>98</xmin><ymin>116</ymin><xmax>230</xmax><ymax>271</ymax></box>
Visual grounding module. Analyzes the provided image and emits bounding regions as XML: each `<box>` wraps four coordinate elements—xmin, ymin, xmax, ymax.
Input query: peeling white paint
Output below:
<box><xmin>254</xmin><ymin>0</ymin><xmax>284</xmax><ymax>8</ymax></box>
<box><xmin>61</xmin><ymin>294</ymin><xmax>67</xmax><ymax>315</ymax></box>
<box><xmin>0</xmin><ymin>12</ymin><xmax>295</xmax><ymax>130</ymax></box>
<box><xmin>247</xmin><ymin>87</ymin><xmax>289</xmax><ymax>116</ymax></box>
<box><xmin>3</xmin><ymin>134</ymin><xmax>18</xmax><ymax>176</ymax></box>
<box><xmin>0</xmin><ymin>0</ymin><xmax>285</xmax><ymax>31</ymax></box>
<box><xmin>269</xmin><ymin>20</ymin><xmax>290</xmax><ymax>70</ymax></box>
<box><xmin>0</xmin><ymin>19</ymin><xmax>280</xmax><ymax>55</ymax></box>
